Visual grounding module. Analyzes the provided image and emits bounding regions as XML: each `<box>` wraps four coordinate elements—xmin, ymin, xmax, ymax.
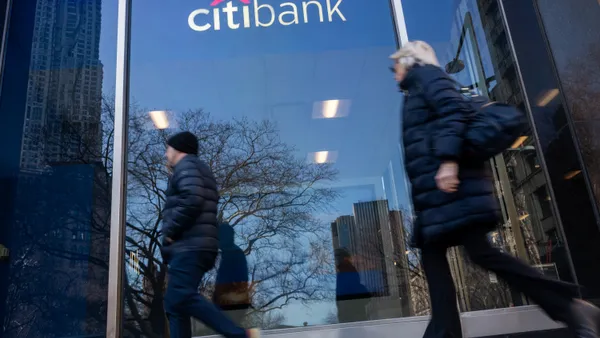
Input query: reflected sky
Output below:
<box><xmin>111</xmin><ymin>0</ymin><xmax>409</xmax><ymax>327</ymax></box>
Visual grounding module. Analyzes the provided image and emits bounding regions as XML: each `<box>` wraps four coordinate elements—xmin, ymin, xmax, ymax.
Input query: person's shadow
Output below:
<box><xmin>334</xmin><ymin>248</ymin><xmax>372</xmax><ymax>323</ymax></box>
<box><xmin>212</xmin><ymin>223</ymin><xmax>251</xmax><ymax>326</ymax></box>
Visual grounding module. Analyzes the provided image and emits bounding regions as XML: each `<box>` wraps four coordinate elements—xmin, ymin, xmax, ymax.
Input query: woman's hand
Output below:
<box><xmin>435</xmin><ymin>161</ymin><xmax>460</xmax><ymax>193</ymax></box>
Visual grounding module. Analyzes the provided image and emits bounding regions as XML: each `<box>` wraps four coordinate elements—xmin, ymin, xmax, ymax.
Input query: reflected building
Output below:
<box><xmin>331</xmin><ymin>200</ymin><xmax>412</xmax><ymax>319</ymax></box>
<box><xmin>440</xmin><ymin>0</ymin><xmax>571</xmax><ymax>310</ymax></box>
<box><xmin>9</xmin><ymin>163</ymin><xmax>110</xmax><ymax>336</ymax></box>
<box><xmin>20</xmin><ymin>0</ymin><xmax>103</xmax><ymax>171</ymax></box>
<box><xmin>331</xmin><ymin>216</ymin><xmax>356</xmax><ymax>252</ymax></box>
<box><xmin>475</xmin><ymin>0</ymin><xmax>568</xmax><ymax>282</ymax></box>
<box><xmin>1</xmin><ymin>0</ymin><xmax>108</xmax><ymax>336</ymax></box>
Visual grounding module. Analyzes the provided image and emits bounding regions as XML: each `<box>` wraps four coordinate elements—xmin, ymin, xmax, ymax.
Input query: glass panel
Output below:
<box><xmin>535</xmin><ymin>0</ymin><xmax>600</xmax><ymax>214</ymax></box>
<box><xmin>534</xmin><ymin>0</ymin><xmax>600</xmax><ymax>302</ymax></box>
<box><xmin>124</xmin><ymin>0</ymin><xmax>412</xmax><ymax>336</ymax></box>
<box><xmin>0</xmin><ymin>0</ymin><xmax>117</xmax><ymax>336</ymax></box>
<box><xmin>401</xmin><ymin>0</ymin><xmax>576</xmax><ymax>313</ymax></box>
<box><xmin>501</xmin><ymin>0</ymin><xmax>600</xmax><ymax>303</ymax></box>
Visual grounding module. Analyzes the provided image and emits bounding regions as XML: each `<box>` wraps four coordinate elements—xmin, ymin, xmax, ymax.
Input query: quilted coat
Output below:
<box><xmin>401</xmin><ymin>65</ymin><xmax>500</xmax><ymax>247</ymax></box>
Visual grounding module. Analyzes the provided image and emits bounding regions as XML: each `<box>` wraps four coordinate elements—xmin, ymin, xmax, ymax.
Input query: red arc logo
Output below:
<box><xmin>210</xmin><ymin>0</ymin><xmax>250</xmax><ymax>6</ymax></box>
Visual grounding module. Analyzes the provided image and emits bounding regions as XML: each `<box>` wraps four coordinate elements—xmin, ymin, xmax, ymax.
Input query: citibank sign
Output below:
<box><xmin>188</xmin><ymin>0</ymin><xmax>346</xmax><ymax>32</ymax></box>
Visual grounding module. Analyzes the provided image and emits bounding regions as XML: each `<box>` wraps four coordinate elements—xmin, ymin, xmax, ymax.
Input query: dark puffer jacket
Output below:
<box><xmin>161</xmin><ymin>155</ymin><xmax>220</xmax><ymax>261</ymax></box>
<box><xmin>401</xmin><ymin>64</ymin><xmax>500</xmax><ymax>248</ymax></box>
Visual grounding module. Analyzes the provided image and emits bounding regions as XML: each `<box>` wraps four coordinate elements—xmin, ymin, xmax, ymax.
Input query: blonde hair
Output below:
<box><xmin>390</xmin><ymin>40</ymin><xmax>440</xmax><ymax>70</ymax></box>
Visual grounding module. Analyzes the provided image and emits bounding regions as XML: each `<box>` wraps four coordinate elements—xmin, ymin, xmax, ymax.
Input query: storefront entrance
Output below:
<box><xmin>0</xmin><ymin>0</ymin><xmax>597</xmax><ymax>337</ymax></box>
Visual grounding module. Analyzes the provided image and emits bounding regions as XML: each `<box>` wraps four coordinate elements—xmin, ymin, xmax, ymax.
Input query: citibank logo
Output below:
<box><xmin>188</xmin><ymin>0</ymin><xmax>346</xmax><ymax>32</ymax></box>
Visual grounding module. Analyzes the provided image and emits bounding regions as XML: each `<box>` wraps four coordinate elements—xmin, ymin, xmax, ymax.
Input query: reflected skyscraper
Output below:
<box><xmin>1</xmin><ymin>0</ymin><xmax>108</xmax><ymax>336</ymax></box>
<box><xmin>331</xmin><ymin>200</ymin><xmax>412</xmax><ymax>319</ymax></box>
<box><xmin>20</xmin><ymin>0</ymin><xmax>103</xmax><ymax>170</ymax></box>
<box><xmin>331</xmin><ymin>216</ymin><xmax>356</xmax><ymax>252</ymax></box>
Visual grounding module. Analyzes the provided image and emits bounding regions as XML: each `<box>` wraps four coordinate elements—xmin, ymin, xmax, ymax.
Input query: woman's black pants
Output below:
<box><xmin>421</xmin><ymin>229</ymin><xmax>580</xmax><ymax>338</ymax></box>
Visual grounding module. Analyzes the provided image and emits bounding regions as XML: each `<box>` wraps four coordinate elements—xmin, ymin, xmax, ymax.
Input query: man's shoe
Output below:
<box><xmin>247</xmin><ymin>328</ymin><xmax>261</xmax><ymax>338</ymax></box>
<box><xmin>569</xmin><ymin>300</ymin><xmax>600</xmax><ymax>338</ymax></box>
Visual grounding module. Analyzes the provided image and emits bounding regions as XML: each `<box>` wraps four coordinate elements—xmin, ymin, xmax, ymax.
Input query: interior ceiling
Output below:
<box><xmin>133</xmin><ymin>45</ymin><xmax>403</xmax><ymax>180</ymax></box>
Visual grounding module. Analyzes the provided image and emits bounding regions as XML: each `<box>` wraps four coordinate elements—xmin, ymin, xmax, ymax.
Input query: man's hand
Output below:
<box><xmin>435</xmin><ymin>161</ymin><xmax>460</xmax><ymax>193</ymax></box>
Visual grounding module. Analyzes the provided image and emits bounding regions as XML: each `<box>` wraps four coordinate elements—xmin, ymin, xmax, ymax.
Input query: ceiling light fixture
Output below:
<box><xmin>510</xmin><ymin>136</ymin><xmax>528</xmax><ymax>149</ymax></box>
<box><xmin>312</xmin><ymin>99</ymin><xmax>350</xmax><ymax>119</ymax></box>
<box><xmin>315</xmin><ymin>151</ymin><xmax>329</xmax><ymax>164</ymax></box>
<box><xmin>149</xmin><ymin>110</ymin><xmax>169</xmax><ymax>129</ymax></box>
<box><xmin>536</xmin><ymin>89</ymin><xmax>559</xmax><ymax>107</ymax></box>
<box><xmin>309</xmin><ymin>150</ymin><xmax>338</xmax><ymax>164</ymax></box>
<box><xmin>564</xmin><ymin>170</ymin><xmax>582</xmax><ymax>180</ymax></box>
<box><xmin>322</xmin><ymin>100</ymin><xmax>340</xmax><ymax>119</ymax></box>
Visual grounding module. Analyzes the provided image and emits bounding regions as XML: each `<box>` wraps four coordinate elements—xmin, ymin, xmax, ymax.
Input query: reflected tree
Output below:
<box><xmin>5</xmin><ymin>95</ymin><xmax>339</xmax><ymax>337</ymax></box>
<box><xmin>122</xmin><ymin>105</ymin><xmax>338</xmax><ymax>336</ymax></box>
<box><xmin>2</xmin><ymin>96</ymin><xmax>112</xmax><ymax>337</ymax></box>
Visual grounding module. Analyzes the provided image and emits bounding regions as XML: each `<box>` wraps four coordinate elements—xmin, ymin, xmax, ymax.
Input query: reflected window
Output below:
<box><xmin>533</xmin><ymin>186</ymin><xmax>552</xmax><ymax>220</ymax></box>
<box><xmin>401</xmin><ymin>0</ymin><xmax>573</xmax><ymax>312</ymax></box>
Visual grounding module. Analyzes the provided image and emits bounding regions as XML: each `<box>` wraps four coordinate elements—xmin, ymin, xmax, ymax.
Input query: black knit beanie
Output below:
<box><xmin>167</xmin><ymin>131</ymin><xmax>199</xmax><ymax>155</ymax></box>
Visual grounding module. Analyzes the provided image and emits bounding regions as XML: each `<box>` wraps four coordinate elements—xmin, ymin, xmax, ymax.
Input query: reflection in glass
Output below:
<box><xmin>0</xmin><ymin>0</ymin><xmax>115</xmax><ymax>337</ymax></box>
<box><xmin>401</xmin><ymin>0</ymin><xmax>575</xmax><ymax>312</ymax></box>
<box><xmin>124</xmin><ymin>0</ymin><xmax>409</xmax><ymax>334</ymax></box>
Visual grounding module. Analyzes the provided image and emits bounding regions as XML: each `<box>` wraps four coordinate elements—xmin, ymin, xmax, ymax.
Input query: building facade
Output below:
<box><xmin>0</xmin><ymin>0</ymin><xmax>598</xmax><ymax>337</ymax></box>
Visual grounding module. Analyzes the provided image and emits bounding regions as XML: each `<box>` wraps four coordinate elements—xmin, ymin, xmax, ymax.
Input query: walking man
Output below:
<box><xmin>161</xmin><ymin>131</ymin><xmax>260</xmax><ymax>338</ymax></box>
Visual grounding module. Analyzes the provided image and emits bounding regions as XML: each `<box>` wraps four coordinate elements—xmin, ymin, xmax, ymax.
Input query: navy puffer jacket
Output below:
<box><xmin>401</xmin><ymin>65</ymin><xmax>500</xmax><ymax>248</ymax></box>
<box><xmin>161</xmin><ymin>155</ymin><xmax>220</xmax><ymax>261</ymax></box>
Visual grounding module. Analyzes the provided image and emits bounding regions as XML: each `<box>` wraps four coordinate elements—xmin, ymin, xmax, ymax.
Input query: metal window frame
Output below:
<box><xmin>104</xmin><ymin>0</ymin><xmax>563</xmax><ymax>336</ymax></box>
<box><xmin>390</xmin><ymin>0</ymin><xmax>409</xmax><ymax>46</ymax></box>
<box><xmin>106</xmin><ymin>0</ymin><xmax>132</xmax><ymax>337</ymax></box>
<box><xmin>495</xmin><ymin>0</ymin><xmax>581</xmax><ymax>289</ymax></box>
<box><xmin>531</xmin><ymin>0</ymin><xmax>600</xmax><ymax>230</ymax></box>
<box><xmin>0</xmin><ymin>0</ymin><xmax>13</xmax><ymax>92</ymax></box>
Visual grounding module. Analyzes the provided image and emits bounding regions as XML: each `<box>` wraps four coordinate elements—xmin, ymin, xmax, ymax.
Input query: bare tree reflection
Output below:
<box><xmin>3</xmin><ymin>95</ymin><xmax>112</xmax><ymax>337</ymax></box>
<box><xmin>121</xmin><ymin>104</ymin><xmax>338</xmax><ymax>336</ymax></box>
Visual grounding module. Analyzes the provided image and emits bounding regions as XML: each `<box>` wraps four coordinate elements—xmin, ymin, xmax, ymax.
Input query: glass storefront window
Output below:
<box><xmin>123</xmin><ymin>0</ymin><xmax>411</xmax><ymax>336</ymax></box>
<box><xmin>501</xmin><ymin>0</ymin><xmax>600</xmax><ymax>302</ymax></box>
<box><xmin>401</xmin><ymin>0</ymin><xmax>576</xmax><ymax>312</ymax></box>
<box><xmin>0</xmin><ymin>0</ymin><xmax>117</xmax><ymax>337</ymax></box>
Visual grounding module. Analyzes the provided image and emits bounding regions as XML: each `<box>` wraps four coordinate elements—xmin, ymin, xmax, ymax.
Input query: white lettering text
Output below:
<box><xmin>302</xmin><ymin>1</ymin><xmax>324</xmax><ymax>23</ymax></box>
<box><xmin>223</xmin><ymin>1</ymin><xmax>240</xmax><ymax>29</ymax></box>
<box><xmin>279</xmin><ymin>2</ymin><xmax>299</xmax><ymax>25</ymax></box>
<box><xmin>326</xmin><ymin>0</ymin><xmax>346</xmax><ymax>21</ymax></box>
<box><xmin>187</xmin><ymin>0</ymin><xmax>346</xmax><ymax>32</ymax></box>
<box><xmin>254</xmin><ymin>0</ymin><xmax>275</xmax><ymax>27</ymax></box>
<box><xmin>188</xmin><ymin>9</ymin><xmax>211</xmax><ymax>32</ymax></box>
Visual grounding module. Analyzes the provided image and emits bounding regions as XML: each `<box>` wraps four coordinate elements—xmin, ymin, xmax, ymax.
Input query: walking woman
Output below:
<box><xmin>392</xmin><ymin>40</ymin><xmax>600</xmax><ymax>338</ymax></box>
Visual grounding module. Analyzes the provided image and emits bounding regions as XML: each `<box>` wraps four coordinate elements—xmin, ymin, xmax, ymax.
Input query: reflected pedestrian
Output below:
<box><xmin>213</xmin><ymin>223</ymin><xmax>252</xmax><ymax>326</ymax></box>
<box><xmin>393</xmin><ymin>41</ymin><xmax>600</xmax><ymax>338</ymax></box>
<box><xmin>334</xmin><ymin>248</ymin><xmax>371</xmax><ymax>323</ymax></box>
<box><xmin>161</xmin><ymin>131</ymin><xmax>261</xmax><ymax>338</ymax></box>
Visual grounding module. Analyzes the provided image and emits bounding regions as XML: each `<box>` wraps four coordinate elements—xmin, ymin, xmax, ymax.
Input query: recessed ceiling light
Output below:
<box><xmin>309</xmin><ymin>150</ymin><xmax>338</xmax><ymax>164</ymax></box>
<box><xmin>149</xmin><ymin>110</ymin><xmax>169</xmax><ymax>129</ymax></box>
<box><xmin>510</xmin><ymin>136</ymin><xmax>528</xmax><ymax>149</ymax></box>
<box><xmin>536</xmin><ymin>89</ymin><xmax>559</xmax><ymax>107</ymax></box>
<box><xmin>312</xmin><ymin>99</ymin><xmax>351</xmax><ymax>119</ymax></box>
<box><xmin>564</xmin><ymin>170</ymin><xmax>582</xmax><ymax>180</ymax></box>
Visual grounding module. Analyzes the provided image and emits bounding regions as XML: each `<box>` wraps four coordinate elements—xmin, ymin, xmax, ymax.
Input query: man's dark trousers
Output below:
<box><xmin>164</xmin><ymin>251</ymin><xmax>247</xmax><ymax>338</ymax></box>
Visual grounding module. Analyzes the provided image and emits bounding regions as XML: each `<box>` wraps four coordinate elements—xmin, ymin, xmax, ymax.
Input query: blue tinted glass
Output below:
<box><xmin>0</xmin><ymin>0</ymin><xmax>117</xmax><ymax>336</ymax></box>
<box><xmin>125</xmin><ymin>0</ymin><xmax>413</xmax><ymax>335</ymax></box>
<box><xmin>401</xmin><ymin>0</ymin><xmax>578</xmax><ymax>312</ymax></box>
